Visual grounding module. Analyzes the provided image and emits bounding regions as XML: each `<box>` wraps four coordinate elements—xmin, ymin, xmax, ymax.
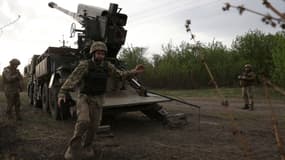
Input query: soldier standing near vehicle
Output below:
<box><xmin>58</xmin><ymin>41</ymin><xmax>144</xmax><ymax>160</ymax></box>
<box><xmin>2</xmin><ymin>59</ymin><xmax>24</xmax><ymax>120</ymax></box>
<box><xmin>238</xmin><ymin>64</ymin><xmax>256</xmax><ymax>110</ymax></box>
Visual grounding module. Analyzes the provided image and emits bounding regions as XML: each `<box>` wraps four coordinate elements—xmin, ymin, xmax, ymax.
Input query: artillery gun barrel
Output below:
<box><xmin>48</xmin><ymin>2</ymin><xmax>82</xmax><ymax>23</ymax></box>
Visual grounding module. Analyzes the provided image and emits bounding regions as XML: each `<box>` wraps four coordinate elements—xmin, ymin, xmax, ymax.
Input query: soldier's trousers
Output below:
<box><xmin>242</xmin><ymin>86</ymin><xmax>254</xmax><ymax>105</ymax></box>
<box><xmin>68</xmin><ymin>94</ymin><xmax>103</xmax><ymax>150</ymax></box>
<box><xmin>5</xmin><ymin>92</ymin><xmax>21</xmax><ymax>118</ymax></box>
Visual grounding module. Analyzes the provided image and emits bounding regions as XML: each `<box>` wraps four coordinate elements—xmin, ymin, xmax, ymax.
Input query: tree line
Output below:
<box><xmin>119</xmin><ymin>30</ymin><xmax>285</xmax><ymax>89</ymax></box>
<box><xmin>0</xmin><ymin>30</ymin><xmax>284</xmax><ymax>91</ymax></box>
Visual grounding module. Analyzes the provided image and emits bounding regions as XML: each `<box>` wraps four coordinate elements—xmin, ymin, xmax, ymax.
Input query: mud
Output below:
<box><xmin>0</xmin><ymin>95</ymin><xmax>284</xmax><ymax>160</ymax></box>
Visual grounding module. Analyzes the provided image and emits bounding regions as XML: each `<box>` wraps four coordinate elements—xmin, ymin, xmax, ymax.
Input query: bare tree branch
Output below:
<box><xmin>222</xmin><ymin>1</ymin><xmax>285</xmax><ymax>29</ymax></box>
<box><xmin>262</xmin><ymin>0</ymin><xmax>285</xmax><ymax>20</ymax></box>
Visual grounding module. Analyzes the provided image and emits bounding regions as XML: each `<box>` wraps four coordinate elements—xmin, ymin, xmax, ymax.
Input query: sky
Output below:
<box><xmin>0</xmin><ymin>0</ymin><xmax>284</xmax><ymax>72</ymax></box>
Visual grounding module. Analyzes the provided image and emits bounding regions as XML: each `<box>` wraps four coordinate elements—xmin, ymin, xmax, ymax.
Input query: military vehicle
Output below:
<box><xmin>24</xmin><ymin>2</ymin><xmax>179</xmax><ymax>121</ymax></box>
<box><xmin>25</xmin><ymin>2</ymin><xmax>201</xmax><ymax>125</ymax></box>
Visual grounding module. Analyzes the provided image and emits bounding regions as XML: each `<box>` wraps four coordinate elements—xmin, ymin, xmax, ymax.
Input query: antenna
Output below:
<box><xmin>0</xmin><ymin>15</ymin><xmax>21</xmax><ymax>36</ymax></box>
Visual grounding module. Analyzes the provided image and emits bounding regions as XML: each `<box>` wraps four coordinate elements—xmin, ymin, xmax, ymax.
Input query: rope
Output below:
<box><xmin>262</xmin><ymin>76</ymin><xmax>285</xmax><ymax>160</ymax></box>
<box><xmin>185</xmin><ymin>20</ymin><xmax>253</xmax><ymax>160</ymax></box>
<box><xmin>262</xmin><ymin>77</ymin><xmax>285</xmax><ymax>97</ymax></box>
<box><xmin>199</xmin><ymin>54</ymin><xmax>228</xmax><ymax>105</ymax></box>
<box><xmin>200</xmin><ymin>49</ymin><xmax>253</xmax><ymax>160</ymax></box>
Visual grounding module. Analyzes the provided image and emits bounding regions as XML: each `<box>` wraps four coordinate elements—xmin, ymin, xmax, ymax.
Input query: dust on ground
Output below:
<box><xmin>0</xmin><ymin>94</ymin><xmax>284</xmax><ymax>160</ymax></box>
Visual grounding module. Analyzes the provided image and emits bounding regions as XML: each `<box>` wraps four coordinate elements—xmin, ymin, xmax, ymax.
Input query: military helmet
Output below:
<box><xmin>89</xmin><ymin>41</ymin><xmax>107</xmax><ymax>54</ymax></box>
<box><xmin>244</xmin><ymin>64</ymin><xmax>252</xmax><ymax>68</ymax></box>
<box><xmin>9</xmin><ymin>58</ymin><xmax>21</xmax><ymax>65</ymax></box>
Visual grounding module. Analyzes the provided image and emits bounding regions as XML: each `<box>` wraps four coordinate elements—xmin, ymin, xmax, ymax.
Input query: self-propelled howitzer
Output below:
<box><xmin>25</xmin><ymin>2</ymin><xmax>192</xmax><ymax>125</ymax></box>
<box><xmin>48</xmin><ymin>1</ymin><xmax>127</xmax><ymax>58</ymax></box>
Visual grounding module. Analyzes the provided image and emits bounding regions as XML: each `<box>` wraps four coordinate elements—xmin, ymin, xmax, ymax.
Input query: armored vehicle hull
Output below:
<box><xmin>25</xmin><ymin>46</ymin><xmax>171</xmax><ymax>121</ymax></box>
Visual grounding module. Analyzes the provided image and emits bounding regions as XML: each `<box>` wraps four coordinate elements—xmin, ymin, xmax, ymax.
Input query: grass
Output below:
<box><xmin>0</xmin><ymin>87</ymin><xmax>283</xmax><ymax>106</ymax></box>
<box><xmin>0</xmin><ymin>88</ymin><xmax>282</xmax><ymax>101</ymax></box>
<box><xmin>153</xmin><ymin>87</ymin><xmax>285</xmax><ymax>100</ymax></box>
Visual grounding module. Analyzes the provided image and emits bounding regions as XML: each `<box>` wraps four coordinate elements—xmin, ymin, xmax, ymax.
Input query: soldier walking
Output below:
<box><xmin>238</xmin><ymin>64</ymin><xmax>256</xmax><ymax>110</ymax></box>
<box><xmin>2</xmin><ymin>59</ymin><xmax>24</xmax><ymax>120</ymax></box>
<box><xmin>58</xmin><ymin>41</ymin><xmax>144</xmax><ymax>160</ymax></box>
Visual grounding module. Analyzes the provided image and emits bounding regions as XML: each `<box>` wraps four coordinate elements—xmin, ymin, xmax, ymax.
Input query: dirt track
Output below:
<box><xmin>0</xmin><ymin>94</ymin><xmax>285</xmax><ymax>160</ymax></box>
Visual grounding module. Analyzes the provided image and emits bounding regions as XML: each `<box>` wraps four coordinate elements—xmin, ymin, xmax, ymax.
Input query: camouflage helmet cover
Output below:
<box><xmin>89</xmin><ymin>41</ymin><xmax>107</xmax><ymax>54</ymax></box>
<box><xmin>9</xmin><ymin>58</ymin><xmax>21</xmax><ymax>65</ymax></box>
<box><xmin>244</xmin><ymin>64</ymin><xmax>252</xmax><ymax>68</ymax></box>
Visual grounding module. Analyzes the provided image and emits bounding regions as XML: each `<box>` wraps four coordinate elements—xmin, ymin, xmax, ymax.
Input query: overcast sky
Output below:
<box><xmin>0</xmin><ymin>0</ymin><xmax>284</xmax><ymax>72</ymax></box>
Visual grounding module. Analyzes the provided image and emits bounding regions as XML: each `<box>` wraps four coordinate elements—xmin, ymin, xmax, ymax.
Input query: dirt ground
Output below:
<box><xmin>0</xmin><ymin>93</ymin><xmax>284</xmax><ymax>160</ymax></box>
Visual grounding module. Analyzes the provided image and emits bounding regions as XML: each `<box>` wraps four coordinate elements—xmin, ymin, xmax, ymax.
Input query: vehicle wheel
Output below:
<box><xmin>49</xmin><ymin>88</ymin><xmax>61</xmax><ymax>120</ymax></box>
<box><xmin>42</xmin><ymin>83</ymin><xmax>49</xmax><ymax>112</ymax></box>
<box><xmin>29</xmin><ymin>94</ymin><xmax>33</xmax><ymax>105</ymax></box>
<box><xmin>33</xmin><ymin>85</ymin><xmax>42</xmax><ymax>108</ymax></box>
<box><xmin>28</xmin><ymin>84</ymin><xmax>33</xmax><ymax>105</ymax></box>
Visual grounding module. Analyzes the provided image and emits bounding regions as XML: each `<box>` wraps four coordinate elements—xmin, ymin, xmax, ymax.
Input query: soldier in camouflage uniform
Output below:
<box><xmin>58</xmin><ymin>41</ymin><xmax>144</xmax><ymax>160</ymax></box>
<box><xmin>238</xmin><ymin>64</ymin><xmax>256</xmax><ymax>110</ymax></box>
<box><xmin>2</xmin><ymin>59</ymin><xmax>24</xmax><ymax>120</ymax></box>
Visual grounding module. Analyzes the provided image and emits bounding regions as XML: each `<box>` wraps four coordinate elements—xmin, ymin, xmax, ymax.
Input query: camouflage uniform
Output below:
<box><xmin>2</xmin><ymin>59</ymin><xmax>24</xmax><ymax>120</ymax></box>
<box><xmin>238</xmin><ymin>64</ymin><xmax>256</xmax><ymax>110</ymax></box>
<box><xmin>59</xmin><ymin>59</ymin><xmax>136</xmax><ymax>159</ymax></box>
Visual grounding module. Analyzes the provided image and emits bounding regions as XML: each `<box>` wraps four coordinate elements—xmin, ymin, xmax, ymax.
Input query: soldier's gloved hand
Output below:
<box><xmin>133</xmin><ymin>64</ymin><xmax>144</xmax><ymax>74</ymax></box>
<box><xmin>57</xmin><ymin>96</ymin><xmax>66</xmax><ymax>108</ymax></box>
<box><xmin>238</xmin><ymin>75</ymin><xmax>246</xmax><ymax>80</ymax></box>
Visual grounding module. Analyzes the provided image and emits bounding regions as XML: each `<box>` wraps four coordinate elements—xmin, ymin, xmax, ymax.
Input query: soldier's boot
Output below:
<box><xmin>64</xmin><ymin>146</ymin><xmax>73</xmax><ymax>160</ymax></box>
<box><xmin>15</xmin><ymin>104</ymin><xmax>21</xmax><ymax>120</ymax></box>
<box><xmin>81</xmin><ymin>146</ymin><xmax>95</xmax><ymax>159</ymax></box>
<box><xmin>6</xmin><ymin>113</ymin><xmax>13</xmax><ymax>120</ymax></box>
<box><xmin>242</xmin><ymin>104</ymin><xmax>249</xmax><ymax>110</ymax></box>
<box><xmin>250</xmin><ymin>102</ymin><xmax>254</xmax><ymax>111</ymax></box>
<box><xmin>7</xmin><ymin>115</ymin><xmax>13</xmax><ymax>120</ymax></box>
<box><xmin>16</xmin><ymin>113</ymin><xmax>22</xmax><ymax>121</ymax></box>
<box><xmin>6</xmin><ymin>108</ymin><xmax>13</xmax><ymax>120</ymax></box>
<box><xmin>16</xmin><ymin>116</ymin><xmax>22</xmax><ymax>121</ymax></box>
<box><xmin>64</xmin><ymin>145</ymin><xmax>94</xmax><ymax>160</ymax></box>
<box><xmin>64</xmin><ymin>146</ymin><xmax>81</xmax><ymax>160</ymax></box>
<box><xmin>65</xmin><ymin>121</ymin><xmax>89</xmax><ymax>160</ymax></box>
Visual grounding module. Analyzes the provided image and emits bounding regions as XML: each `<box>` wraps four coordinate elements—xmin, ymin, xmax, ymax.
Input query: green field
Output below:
<box><xmin>154</xmin><ymin>87</ymin><xmax>285</xmax><ymax>99</ymax></box>
<box><xmin>0</xmin><ymin>87</ymin><xmax>284</xmax><ymax>104</ymax></box>
<box><xmin>0</xmin><ymin>87</ymin><xmax>283</xmax><ymax>105</ymax></box>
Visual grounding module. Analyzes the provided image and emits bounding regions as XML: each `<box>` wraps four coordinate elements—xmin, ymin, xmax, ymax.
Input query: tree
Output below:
<box><xmin>118</xmin><ymin>46</ymin><xmax>149</xmax><ymax>69</ymax></box>
<box><xmin>271</xmin><ymin>32</ymin><xmax>285</xmax><ymax>87</ymax></box>
<box><xmin>231</xmin><ymin>30</ymin><xmax>275</xmax><ymax>76</ymax></box>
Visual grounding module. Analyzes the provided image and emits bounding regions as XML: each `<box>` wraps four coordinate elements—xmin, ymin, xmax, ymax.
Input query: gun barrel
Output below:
<box><xmin>48</xmin><ymin>2</ymin><xmax>82</xmax><ymax>23</ymax></box>
<box><xmin>48</xmin><ymin>2</ymin><xmax>57</xmax><ymax>8</ymax></box>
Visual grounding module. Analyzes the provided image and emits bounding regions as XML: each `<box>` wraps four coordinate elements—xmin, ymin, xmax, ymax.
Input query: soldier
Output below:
<box><xmin>238</xmin><ymin>64</ymin><xmax>256</xmax><ymax>110</ymax></box>
<box><xmin>58</xmin><ymin>41</ymin><xmax>144</xmax><ymax>160</ymax></box>
<box><xmin>2</xmin><ymin>58</ymin><xmax>24</xmax><ymax>120</ymax></box>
